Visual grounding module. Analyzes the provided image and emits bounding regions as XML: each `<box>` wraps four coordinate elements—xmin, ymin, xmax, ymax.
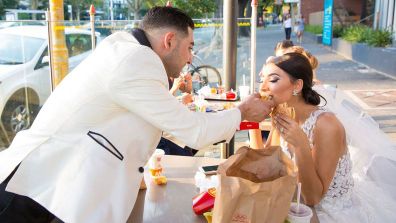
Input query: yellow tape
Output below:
<box><xmin>195</xmin><ymin>22</ymin><xmax>251</xmax><ymax>28</ymax></box>
<box><xmin>51</xmin><ymin>22</ymin><xmax>251</xmax><ymax>30</ymax></box>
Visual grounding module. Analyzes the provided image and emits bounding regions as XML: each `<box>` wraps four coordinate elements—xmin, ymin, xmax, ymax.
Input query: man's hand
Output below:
<box><xmin>237</xmin><ymin>93</ymin><xmax>275</xmax><ymax>122</ymax></box>
<box><xmin>170</xmin><ymin>76</ymin><xmax>184</xmax><ymax>96</ymax></box>
<box><xmin>179</xmin><ymin>72</ymin><xmax>192</xmax><ymax>93</ymax></box>
<box><xmin>179</xmin><ymin>93</ymin><xmax>193</xmax><ymax>105</ymax></box>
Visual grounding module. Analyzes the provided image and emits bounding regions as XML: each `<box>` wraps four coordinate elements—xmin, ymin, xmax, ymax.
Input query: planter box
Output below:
<box><xmin>331</xmin><ymin>38</ymin><xmax>396</xmax><ymax>76</ymax></box>
<box><xmin>305</xmin><ymin>32</ymin><xmax>322</xmax><ymax>44</ymax></box>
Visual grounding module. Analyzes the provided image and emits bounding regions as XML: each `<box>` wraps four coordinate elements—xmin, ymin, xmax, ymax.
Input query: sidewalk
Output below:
<box><xmin>252</xmin><ymin>27</ymin><xmax>396</xmax><ymax>143</ymax></box>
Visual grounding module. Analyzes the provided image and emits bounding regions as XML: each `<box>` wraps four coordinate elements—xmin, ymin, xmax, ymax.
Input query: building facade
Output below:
<box><xmin>374</xmin><ymin>0</ymin><xmax>396</xmax><ymax>41</ymax></box>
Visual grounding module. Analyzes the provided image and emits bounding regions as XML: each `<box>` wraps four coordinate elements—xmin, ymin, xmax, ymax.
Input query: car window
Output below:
<box><xmin>66</xmin><ymin>34</ymin><xmax>93</xmax><ymax>57</ymax></box>
<box><xmin>0</xmin><ymin>33</ymin><xmax>45</xmax><ymax>64</ymax></box>
<box><xmin>34</xmin><ymin>47</ymin><xmax>49</xmax><ymax>70</ymax></box>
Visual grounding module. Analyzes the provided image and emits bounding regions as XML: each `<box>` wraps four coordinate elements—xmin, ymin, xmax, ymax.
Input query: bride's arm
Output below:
<box><xmin>307</xmin><ymin>113</ymin><xmax>346</xmax><ymax>204</ymax></box>
<box><xmin>275</xmin><ymin>113</ymin><xmax>346</xmax><ymax>206</ymax></box>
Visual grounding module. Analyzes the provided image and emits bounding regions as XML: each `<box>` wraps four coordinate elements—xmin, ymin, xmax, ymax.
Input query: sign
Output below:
<box><xmin>284</xmin><ymin>0</ymin><xmax>299</xmax><ymax>3</ymax></box>
<box><xmin>322</xmin><ymin>0</ymin><xmax>334</xmax><ymax>45</ymax></box>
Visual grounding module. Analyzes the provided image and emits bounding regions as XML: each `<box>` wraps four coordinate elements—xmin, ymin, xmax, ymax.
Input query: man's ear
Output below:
<box><xmin>163</xmin><ymin>32</ymin><xmax>176</xmax><ymax>50</ymax></box>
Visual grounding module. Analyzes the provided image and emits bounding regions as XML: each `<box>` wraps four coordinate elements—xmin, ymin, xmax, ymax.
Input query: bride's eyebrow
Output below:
<box><xmin>268</xmin><ymin>73</ymin><xmax>280</xmax><ymax>77</ymax></box>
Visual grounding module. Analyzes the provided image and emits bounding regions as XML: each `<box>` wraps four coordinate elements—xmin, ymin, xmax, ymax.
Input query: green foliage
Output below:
<box><xmin>366</xmin><ymin>29</ymin><xmax>393</xmax><ymax>47</ymax></box>
<box><xmin>145</xmin><ymin>0</ymin><xmax>217</xmax><ymax>19</ymax></box>
<box><xmin>304</xmin><ymin>23</ymin><xmax>393</xmax><ymax>47</ymax></box>
<box><xmin>332</xmin><ymin>25</ymin><xmax>345</xmax><ymax>38</ymax></box>
<box><xmin>342</xmin><ymin>25</ymin><xmax>371</xmax><ymax>43</ymax></box>
<box><xmin>0</xmin><ymin>0</ymin><xmax>19</xmax><ymax>19</ymax></box>
<box><xmin>305</xmin><ymin>25</ymin><xmax>322</xmax><ymax>35</ymax></box>
<box><xmin>340</xmin><ymin>25</ymin><xmax>392</xmax><ymax>47</ymax></box>
<box><xmin>172</xmin><ymin>0</ymin><xmax>217</xmax><ymax>18</ymax></box>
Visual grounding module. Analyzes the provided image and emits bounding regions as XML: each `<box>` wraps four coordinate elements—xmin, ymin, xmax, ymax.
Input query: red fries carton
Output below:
<box><xmin>192</xmin><ymin>188</ymin><xmax>216</xmax><ymax>215</ymax></box>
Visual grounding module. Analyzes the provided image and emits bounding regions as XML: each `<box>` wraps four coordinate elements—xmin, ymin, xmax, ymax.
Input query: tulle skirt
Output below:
<box><xmin>313</xmin><ymin>85</ymin><xmax>396</xmax><ymax>222</ymax></box>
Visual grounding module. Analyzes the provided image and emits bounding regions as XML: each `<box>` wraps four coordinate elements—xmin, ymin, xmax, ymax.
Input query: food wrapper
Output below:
<box><xmin>152</xmin><ymin>175</ymin><xmax>167</xmax><ymax>185</ymax></box>
<box><xmin>192</xmin><ymin>187</ymin><xmax>216</xmax><ymax>215</ymax></box>
<box><xmin>149</xmin><ymin>168</ymin><xmax>163</xmax><ymax>176</ymax></box>
<box><xmin>269</xmin><ymin>103</ymin><xmax>295</xmax><ymax>146</ymax></box>
<box><xmin>212</xmin><ymin>146</ymin><xmax>297</xmax><ymax>223</ymax></box>
<box><xmin>260</xmin><ymin>91</ymin><xmax>272</xmax><ymax>101</ymax></box>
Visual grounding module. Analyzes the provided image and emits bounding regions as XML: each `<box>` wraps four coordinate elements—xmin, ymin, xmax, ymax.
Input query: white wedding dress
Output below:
<box><xmin>282</xmin><ymin>85</ymin><xmax>396</xmax><ymax>222</ymax></box>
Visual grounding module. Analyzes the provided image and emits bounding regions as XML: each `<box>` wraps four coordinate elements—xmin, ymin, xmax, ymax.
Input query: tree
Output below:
<box><xmin>30</xmin><ymin>0</ymin><xmax>48</xmax><ymax>19</ymax></box>
<box><xmin>145</xmin><ymin>0</ymin><xmax>217</xmax><ymax>19</ymax></box>
<box><xmin>0</xmin><ymin>0</ymin><xmax>19</xmax><ymax>19</ymax></box>
<box><xmin>126</xmin><ymin>0</ymin><xmax>144</xmax><ymax>20</ymax></box>
<box><xmin>65</xmin><ymin>0</ymin><xmax>103</xmax><ymax>20</ymax></box>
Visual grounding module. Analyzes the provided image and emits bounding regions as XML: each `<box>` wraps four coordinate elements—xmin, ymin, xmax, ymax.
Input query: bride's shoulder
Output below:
<box><xmin>315</xmin><ymin>112</ymin><xmax>345</xmax><ymax>135</ymax></box>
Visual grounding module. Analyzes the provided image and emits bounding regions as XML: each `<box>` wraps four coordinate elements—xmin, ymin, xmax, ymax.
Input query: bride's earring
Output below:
<box><xmin>292</xmin><ymin>89</ymin><xmax>299</xmax><ymax>96</ymax></box>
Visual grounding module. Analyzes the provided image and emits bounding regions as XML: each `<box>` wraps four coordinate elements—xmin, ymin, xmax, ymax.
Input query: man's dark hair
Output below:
<box><xmin>140</xmin><ymin>6</ymin><xmax>194</xmax><ymax>36</ymax></box>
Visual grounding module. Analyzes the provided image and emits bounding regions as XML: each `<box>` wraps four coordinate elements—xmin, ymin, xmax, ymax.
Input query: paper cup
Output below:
<box><xmin>148</xmin><ymin>149</ymin><xmax>165</xmax><ymax>174</ymax></box>
<box><xmin>239</xmin><ymin>86</ymin><xmax>250</xmax><ymax>100</ymax></box>
<box><xmin>287</xmin><ymin>202</ymin><xmax>313</xmax><ymax>223</ymax></box>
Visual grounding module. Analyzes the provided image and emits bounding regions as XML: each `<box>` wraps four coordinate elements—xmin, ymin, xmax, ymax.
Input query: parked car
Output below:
<box><xmin>0</xmin><ymin>25</ymin><xmax>101</xmax><ymax>147</ymax></box>
<box><xmin>0</xmin><ymin>21</ymin><xmax>45</xmax><ymax>29</ymax></box>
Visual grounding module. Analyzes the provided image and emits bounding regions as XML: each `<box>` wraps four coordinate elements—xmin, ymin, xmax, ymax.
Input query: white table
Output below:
<box><xmin>127</xmin><ymin>155</ymin><xmax>319</xmax><ymax>223</ymax></box>
<box><xmin>128</xmin><ymin>155</ymin><xmax>221</xmax><ymax>223</ymax></box>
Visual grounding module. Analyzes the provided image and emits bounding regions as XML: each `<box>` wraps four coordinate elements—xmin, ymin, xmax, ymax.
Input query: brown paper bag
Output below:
<box><xmin>212</xmin><ymin>146</ymin><xmax>296</xmax><ymax>223</ymax></box>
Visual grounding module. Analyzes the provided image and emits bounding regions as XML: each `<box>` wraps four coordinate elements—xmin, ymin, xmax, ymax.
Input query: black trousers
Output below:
<box><xmin>157</xmin><ymin>137</ymin><xmax>198</xmax><ymax>156</ymax></box>
<box><xmin>0</xmin><ymin>166</ymin><xmax>62</xmax><ymax>223</ymax></box>
<box><xmin>285</xmin><ymin>27</ymin><xmax>292</xmax><ymax>40</ymax></box>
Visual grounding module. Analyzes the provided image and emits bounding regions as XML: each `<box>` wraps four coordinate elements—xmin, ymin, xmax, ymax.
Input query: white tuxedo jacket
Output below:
<box><xmin>0</xmin><ymin>32</ymin><xmax>240</xmax><ymax>223</ymax></box>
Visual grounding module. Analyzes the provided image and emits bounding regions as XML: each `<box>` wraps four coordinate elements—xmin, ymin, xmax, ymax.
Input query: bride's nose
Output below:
<box><xmin>259</xmin><ymin>80</ymin><xmax>269</xmax><ymax>91</ymax></box>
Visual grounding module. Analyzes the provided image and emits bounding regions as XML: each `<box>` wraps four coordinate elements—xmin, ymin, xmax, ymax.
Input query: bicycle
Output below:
<box><xmin>187</xmin><ymin>51</ymin><xmax>222</xmax><ymax>93</ymax></box>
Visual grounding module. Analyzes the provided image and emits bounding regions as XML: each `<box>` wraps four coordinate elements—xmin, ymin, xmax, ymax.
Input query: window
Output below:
<box><xmin>66</xmin><ymin>34</ymin><xmax>93</xmax><ymax>57</ymax></box>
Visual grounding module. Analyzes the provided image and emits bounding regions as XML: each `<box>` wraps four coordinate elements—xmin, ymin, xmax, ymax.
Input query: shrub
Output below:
<box><xmin>305</xmin><ymin>25</ymin><xmax>322</xmax><ymax>35</ymax></box>
<box><xmin>341</xmin><ymin>25</ymin><xmax>371</xmax><ymax>43</ymax></box>
<box><xmin>333</xmin><ymin>25</ymin><xmax>345</xmax><ymax>38</ymax></box>
<box><xmin>366</xmin><ymin>29</ymin><xmax>393</xmax><ymax>47</ymax></box>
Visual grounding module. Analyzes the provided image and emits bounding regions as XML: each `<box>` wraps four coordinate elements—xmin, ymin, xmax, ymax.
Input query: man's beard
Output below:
<box><xmin>163</xmin><ymin>46</ymin><xmax>182</xmax><ymax>78</ymax></box>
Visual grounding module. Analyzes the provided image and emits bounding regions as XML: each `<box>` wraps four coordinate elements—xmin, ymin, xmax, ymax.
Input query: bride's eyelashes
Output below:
<box><xmin>269</xmin><ymin>78</ymin><xmax>280</xmax><ymax>83</ymax></box>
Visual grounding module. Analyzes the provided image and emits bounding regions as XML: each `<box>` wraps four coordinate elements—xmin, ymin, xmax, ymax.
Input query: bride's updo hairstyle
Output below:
<box><xmin>267</xmin><ymin>52</ymin><xmax>324</xmax><ymax>106</ymax></box>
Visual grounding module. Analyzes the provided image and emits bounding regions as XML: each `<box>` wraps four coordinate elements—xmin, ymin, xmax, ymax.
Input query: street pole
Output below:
<box><xmin>222</xmin><ymin>0</ymin><xmax>238</xmax><ymax>158</ymax></box>
<box><xmin>250</xmin><ymin>0</ymin><xmax>258</xmax><ymax>93</ymax></box>
<box><xmin>223</xmin><ymin>0</ymin><xmax>237</xmax><ymax>92</ymax></box>
<box><xmin>110</xmin><ymin>0</ymin><xmax>114</xmax><ymax>21</ymax></box>
<box><xmin>49</xmin><ymin>0</ymin><xmax>69</xmax><ymax>89</ymax></box>
<box><xmin>90</xmin><ymin>5</ymin><xmax>96</xmax><ymax>50</ymax></box>
<box><xmin>45</xmin><ymin>9</ymin><xmax>54</xmax><ymax>90</ymax></box>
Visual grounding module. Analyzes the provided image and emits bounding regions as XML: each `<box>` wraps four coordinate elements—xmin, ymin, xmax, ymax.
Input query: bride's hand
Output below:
<box><xmin>274</xmin><ymin>114</ymin><xmax>310</xmax><ymax>150</ymax></box>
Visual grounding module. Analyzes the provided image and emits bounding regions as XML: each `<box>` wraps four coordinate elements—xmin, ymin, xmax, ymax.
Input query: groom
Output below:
<box><xmin>0</xmin><ymin>6</ymin><xmax>274</xmax><ymax>223</ymax></box>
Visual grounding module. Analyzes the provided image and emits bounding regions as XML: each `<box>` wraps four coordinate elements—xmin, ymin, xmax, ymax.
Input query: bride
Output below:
<box><xmin>257</xmin><ymin>52</ymin><xmax>396</xmax><ymax>222</ymax></box>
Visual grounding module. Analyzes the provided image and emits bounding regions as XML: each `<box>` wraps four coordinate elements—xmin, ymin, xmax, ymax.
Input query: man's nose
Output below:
<box><xmin>187</xmin><ymin>54</ymin><xmax>193</xmax><ymax>65</ymax></box>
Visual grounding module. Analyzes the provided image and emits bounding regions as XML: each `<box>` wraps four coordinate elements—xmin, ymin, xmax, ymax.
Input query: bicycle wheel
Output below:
<box><xmin>191</xmin><ymin>65</ymin><xmax>222</xmax><ymax>90</ymax></box>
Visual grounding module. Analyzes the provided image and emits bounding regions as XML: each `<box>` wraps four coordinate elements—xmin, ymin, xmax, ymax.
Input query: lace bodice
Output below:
<box><xmin>302</xmin><ymin>108</ymin><xmax>354</xmax><ymax>211</ymax></box>
<box><xmin>283</xmin><ymin>108</ymin><xmax>355</xmax><ymax>211</ymax></box>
